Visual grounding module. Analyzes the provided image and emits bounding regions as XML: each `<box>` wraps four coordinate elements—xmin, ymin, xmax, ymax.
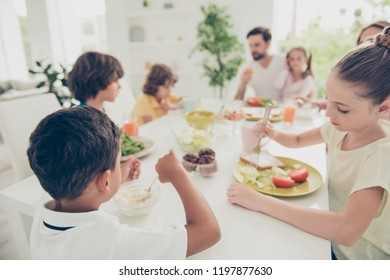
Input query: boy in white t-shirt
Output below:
<box><xmin>27</xmin><ymin>106</ymin><xmax>220</xmax><ymax>259</ymax></box>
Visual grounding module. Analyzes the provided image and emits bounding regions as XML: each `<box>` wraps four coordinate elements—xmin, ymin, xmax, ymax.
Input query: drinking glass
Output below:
<box><xmin>283</xmin><ymin>105</ymin><xmax>296</xmax><ymax>124</ymax></box>
<box><xmin>124</xmin><ymin>119</ymin><xmax>138</xmax><ymax>136</ymax></box>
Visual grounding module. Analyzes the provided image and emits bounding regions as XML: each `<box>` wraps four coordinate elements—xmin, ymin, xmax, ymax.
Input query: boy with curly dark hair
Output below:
<box><xmin>27</xmin><ymin>107</ymin><xmax>220</xmax><ymax>259</ymax></box>
<box><xmin>133</xmin><ymin>63</ymin><xmax>182</xmax><ymax>125</ymax></box>
<box><xmin>68</xmin><ymin>51</ymin><xmax>124</xmax><ymax>111</ymax></box>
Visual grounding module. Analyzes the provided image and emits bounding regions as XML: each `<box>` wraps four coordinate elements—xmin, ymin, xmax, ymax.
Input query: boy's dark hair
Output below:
<box><xmin>27</xmin><ymin>106</ymin><xmax>120</xmax><ymax>200</ymax></box>
<box><xmin>143</xmin><ymin>64</ymin><xmax>177</xmax><ymax>96</ymax></box>
<box><xmin>334</xmin><ymin>27</ymin><xmax>390</xmax><ymax>105</ymax></box>
<box><xmin>247</xmin><ymin>27</ymin><xmax>272</xmax><ymax>42</ymax></box>
<box><xmin>68</xmin><ymin>51</ymin><xmax>124</xmax><ymax>103</ymax></box>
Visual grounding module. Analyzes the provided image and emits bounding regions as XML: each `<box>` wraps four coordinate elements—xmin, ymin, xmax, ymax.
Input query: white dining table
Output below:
<box><xmin>0</xmin><ymin>99</ymin><xmax>330</xmax><ymax>260</ymax></box>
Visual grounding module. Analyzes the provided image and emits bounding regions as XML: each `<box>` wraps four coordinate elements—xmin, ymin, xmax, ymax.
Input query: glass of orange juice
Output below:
<box><xmin>283</xmin><ymin>106</ymin><xmax>296</xmax><ymax>124</ymax></box>
<box><xmin>123</xmin><ymin>120</ymin><xmax>138</xmax><ymax>136</ymax></box>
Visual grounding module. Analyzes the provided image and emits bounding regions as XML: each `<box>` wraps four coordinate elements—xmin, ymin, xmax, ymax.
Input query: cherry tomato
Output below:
<box><xmin>272</xmin><ymin>176</ymin><xmax>295</xmax><ymax>188</ymax></box>
<box><xmin>289</xmin><ymin>167</ymin><xmax>309</xmax><ymax>182</ymax></box>
<box><xmin>247</xmin><ymin>98</ymin><xmax>260</xmax><ymax>106</ymax></box>
<box><xmin>224</xmin><ymin>111</ymin><xmax>243</xmax><ymax>121</ymax></box>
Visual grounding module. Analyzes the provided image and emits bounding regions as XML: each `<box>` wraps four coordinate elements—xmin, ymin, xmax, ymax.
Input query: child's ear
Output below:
<box><xmin>96</xmin><ymin>170</ymin><xmax>112</xmax><ymax>193</ymax></box>
<box><xmin>265</xmin><ymin>40</ymin><xmax>271</xmax><ymax>49</ymax></box>
<box><xmin>378</xmin><ymin>98</ymin><xmax>390</xmax><ymax>118</ymax></box>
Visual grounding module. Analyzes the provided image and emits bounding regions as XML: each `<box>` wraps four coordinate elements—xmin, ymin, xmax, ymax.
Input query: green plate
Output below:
<box><xmin>233</xmin><ymin>157</ymin><xmax>323</xmax><ymax>197</ymax></box>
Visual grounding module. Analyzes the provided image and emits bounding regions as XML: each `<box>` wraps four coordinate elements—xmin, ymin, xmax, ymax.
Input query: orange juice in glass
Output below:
<box><xmin>283</xmin><ymin>106</ymin><xmax>296</xmax><ymax>124</ymax></box>
<box><xmin>124</xmin><ymin>120</ymin><xmax>138</xmax><ymax>136</ymax></box>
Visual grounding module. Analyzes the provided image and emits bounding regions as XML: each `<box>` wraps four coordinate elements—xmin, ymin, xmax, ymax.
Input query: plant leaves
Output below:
<box><xmin>191</xmin><ymin>3</ymin><xmax>244</xmax><ymax>92</ymax></box>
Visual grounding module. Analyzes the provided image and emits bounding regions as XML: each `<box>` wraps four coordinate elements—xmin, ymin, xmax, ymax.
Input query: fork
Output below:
<box><xmin>250</xmin><ymin>104</ymin><xmax>272</xmax><ymax>167</ymax></box>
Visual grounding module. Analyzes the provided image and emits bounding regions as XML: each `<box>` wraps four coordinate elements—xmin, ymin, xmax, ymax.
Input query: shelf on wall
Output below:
<box><xmin>128</xmin><ymin>41</ymin><xmax>192</xmax><ymax>47</ymax></box>
<box><xmin>127</xmin><ymin>9</ymin><xmax>191</xmax><ymax>19</ymax></box>
<box><xmin>131</xmin><ymin>71</ymin><xmax>192</xmax><ymax>77</ymax></box>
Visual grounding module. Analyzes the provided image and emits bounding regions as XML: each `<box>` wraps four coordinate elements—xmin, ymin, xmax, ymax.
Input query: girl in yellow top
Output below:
<box><xmin>134</xmin><ymin>64</ymin><xmax>182</xmax><ymax>125</ymax></box>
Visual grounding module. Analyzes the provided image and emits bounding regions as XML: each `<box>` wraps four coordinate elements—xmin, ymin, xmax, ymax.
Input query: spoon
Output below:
<box><xmin>138</xmin><ymin>176</ymin><xmax>159</xmax><ymax>203</ymax></box>
<box><xmin>217</xmin><ymin>105</ymin><xmax>225</xmax><ymax>119</ymax></box>
<box><xmin>146</xmin><ymin>176</ymin><xmax>159</xmax><ymax>193</ymax></box>
<box><xmin>211</xmin><ymin>105</ymin><xmax>224</xmax><ymax>134</ymax></box>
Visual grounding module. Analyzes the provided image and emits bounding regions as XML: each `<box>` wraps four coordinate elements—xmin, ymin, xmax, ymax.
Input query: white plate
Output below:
<box><xmin>242</xmin><ymin>107</ymin><xmax>283</xmax><ymax>122</ymax></box>
<box><xmin>121</xmin><ymin>137</ymin><xmax>156</xmax><ymax>161</ymax></box>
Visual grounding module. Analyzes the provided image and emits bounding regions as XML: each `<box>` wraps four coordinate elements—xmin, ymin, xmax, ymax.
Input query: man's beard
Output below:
<box><xmin>252</xmin><ymin>52</ymin><xmax>265</xmax><ymax>61</ymax></box>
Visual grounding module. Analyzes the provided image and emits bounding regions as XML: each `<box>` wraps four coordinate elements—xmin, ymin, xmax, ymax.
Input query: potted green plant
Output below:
<box><xmin>191</xmin><ymin>3</ymin><xmax>244</xmax><ymax>99</ymax></box>
<box><xmin>29</xmin><ymin>60</ymin><xmax>73</xmax><ymax>107</ymax></box>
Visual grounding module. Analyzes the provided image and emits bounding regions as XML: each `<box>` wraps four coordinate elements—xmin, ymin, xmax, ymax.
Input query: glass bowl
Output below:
<box><xmin>171</xmin><ymin>126</ymin><xmax>217</xmax><ymax>153</ymax></box>
<box><xmin>295</xmin><ymin>106</ymin><xmax>317</xmax><ymax>120</ymax></box>
<box><xmin>114</xmin><ymin>179</ymin><xmax>160</xmax><ymax>217</ymax></box>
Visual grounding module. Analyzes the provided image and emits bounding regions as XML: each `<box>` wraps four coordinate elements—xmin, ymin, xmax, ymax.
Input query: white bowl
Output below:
<box><xmin>114</xmin><ymin>179</ymin><xmax>160</xmax><ymax>217</ymax></box>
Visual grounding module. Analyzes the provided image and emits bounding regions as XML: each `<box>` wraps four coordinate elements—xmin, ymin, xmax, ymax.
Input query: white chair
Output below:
<box><xmin>0</xmin><ymin>137</ymin><xmax>12</xmax><ymax>173</ymax></box>
<box><xmin>0</xmin><ymin>142</ymin><xmax>13</xmax><ymax>189</ymax></box>
<box><xmin>104</xmin><ymin>78</ymin><xmax>136</xmax><ymax>126</ymax></box>
<box><xmin>0</xmin><ymin>93</ymin><xmax>62</xmax><ymax>182</ymax></box>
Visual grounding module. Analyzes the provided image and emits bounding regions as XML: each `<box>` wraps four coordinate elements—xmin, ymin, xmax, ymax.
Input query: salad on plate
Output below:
<box><xmin>233</xmin><ymin>156</ymin><xmax>322</xmax><ymax>197</ymax></box>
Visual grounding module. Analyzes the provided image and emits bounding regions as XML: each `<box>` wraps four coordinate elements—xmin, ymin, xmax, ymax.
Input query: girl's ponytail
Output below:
<box><xmin>303</xmin><ymin>51</ymin><xmax>313</xmax><ymax>79</ymax></box>
<box><xmin>334</xmin><ymin>27</ymin><xmax>390</xmax><ymax>105</ymax></box>
<box><xmin>375</xmin><ymin>26</ymin><xmax>390</xmax><ymax>49</ymax></box>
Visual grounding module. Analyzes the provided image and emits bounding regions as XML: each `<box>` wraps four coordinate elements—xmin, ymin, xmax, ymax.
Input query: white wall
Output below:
<box><xmin>0</xmin><ymin>0</ymin><xmax>28</xmax><ymax>80</ymax></box>
<box><xmin>194</xmin><ymin>0</ymin><xmax>278</xmax><ymax>99</ymax></box>
<box><xmin>105</xmin><ymin>0</ymin><xmax>276</xmax><ymax>100</ymax></box>
<box><xmin>105</xmin><ymin>0</ymin><xmax>131</xmax><ymax>83</ymax></box>
<box><xmin>24</xmin><ymin>0</ymin><xmax>54</xmax><ymax>63</ymax></box>
<box><xmin>25</xmin><ymin>0</ymin><xmax>82</xmax><ymax>65</ymax></box>
<box><xmin>1</xmin><ymin>0</ymin><xmax>276</xmax><ymax>95</ymax></box>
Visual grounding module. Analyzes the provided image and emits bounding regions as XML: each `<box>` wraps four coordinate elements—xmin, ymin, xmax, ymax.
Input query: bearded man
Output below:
<box><xmin>234</xmin><ymin>27</ymin><xmax>285</xmax><ymax>101</ymax></box>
